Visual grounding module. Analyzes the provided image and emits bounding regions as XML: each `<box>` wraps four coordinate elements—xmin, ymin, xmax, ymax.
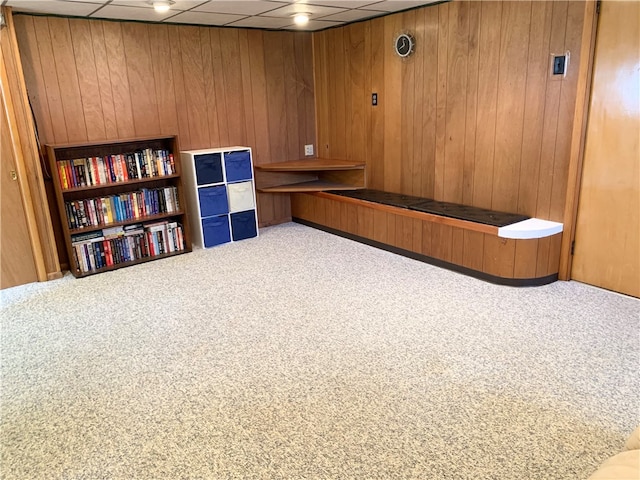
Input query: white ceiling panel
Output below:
<box><xmin>315</xmin><ymin>8</ymin><xmax>383</xmax><ymax>23</ymax></box>
<box><xmin>305</xmin><ymin>1</ymin><xmax>383</xmax><ymax>8</ymax></box>
<box><xmin>90</xmin><ymin>4</ymin><xmax>175</xmax><ymax>21</ymax></box>
<box><xmin>163</xmin><ymin>10</ymin><xmax>247</xmax><ymax>24</ymax></box>
<box><xmin>259</xmin><ymin>3</ymin><xmax>346</xmax><ymax>18</ymax></box>
<box><xmin>291</xmin><ymin>18</ymin><xmax>341</xmax><ymax>31</ymax></box>
<box><xmin>4</xmin><ymin>0</ymin><xmax>445</xmax><ymax>31</ymax></box>
<box><xmin>6</xmin><ymin>0</ymin><xmax>101</xmax><ymax>16</ymax></box>
<box><xmin>192</xmin><ymin>1</ymin><xmax>288</xmax><ymax>15</ymax></box>
<box><xmin>225</xmin><ymin>15</ymin><xmax>293</xmax><ymax>29</ymax></box>
<box><xmin>359</xmin><ymin>0</ymin><xmax>437</xmax><ymax>12</ymax></box>
<box><xmin>110</xmin><ymin>0</ymin><xmax>208</xmax><ymax>10</ymax></box>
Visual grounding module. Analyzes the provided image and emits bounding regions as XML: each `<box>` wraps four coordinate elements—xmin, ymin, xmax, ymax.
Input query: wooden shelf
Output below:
<box><xmin>258</xmin><ymin>180</ymin><xmax>364</xmax><ymax>193</ymax></box>
<box><xmin>47</xmin><ymin>136</ymin><xmax>192</xmax><ymax>277</ymax></box>
<box><xmin>255</xmin><ymin>158</ymin><xmax>365</xmax><ymax>171</ymax></box>
<box><xmin>60</xmin><ymin>174</ymin><xmax>180</xmax><ymax>195</ymax></box>
<box><xmin>254</xmin><ymin>157</ymin><xmax>366</xmax><ymax>193</ymax></box>
<box><xmin>68</xmin><ymin>211</ymin><xmax>185</xmax><ymax>235</ymax></box>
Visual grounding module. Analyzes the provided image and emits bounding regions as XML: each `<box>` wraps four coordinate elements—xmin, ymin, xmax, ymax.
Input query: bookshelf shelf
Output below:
<box><xmin>47</xmin><ymin>136</ymin><xmax>192</xmax><ymax>277</ymax></box>
<box><xmin>59</xmin><ymin>174</ymin><xmax>181</xmax><ymax>195</ymax></box>
<box><xmin>67</xmin><ymin>211</ymin><xmax>186</xmax><ymax>235</ymax></box>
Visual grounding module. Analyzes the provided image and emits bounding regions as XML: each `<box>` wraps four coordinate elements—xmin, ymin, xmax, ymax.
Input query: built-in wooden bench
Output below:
<box><xmin>290</xmin><ymin>189</ymin><xmax>564</xmax><ymax>286</ymax></box>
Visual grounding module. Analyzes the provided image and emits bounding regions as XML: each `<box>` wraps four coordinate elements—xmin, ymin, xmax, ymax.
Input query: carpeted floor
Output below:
<box><xmin>1</xmin><ymin>222</ymin><xmax>638</xmax><ymax>479</ymax></box>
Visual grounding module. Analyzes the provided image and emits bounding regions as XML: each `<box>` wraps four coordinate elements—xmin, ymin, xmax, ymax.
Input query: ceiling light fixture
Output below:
<box><xmin>150</xmin><ymin>0</ymin><xmax>174</xmax><ymax>13</ymax></box>
<box><xmin>293</xmin><ymin>13</ymin><xmax>310</xmax><ymax>26</ymax></box>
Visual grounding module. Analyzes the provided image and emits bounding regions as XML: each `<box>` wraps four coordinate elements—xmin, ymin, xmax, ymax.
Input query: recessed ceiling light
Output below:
<box><xmin>293</xmin><ymin>13</ymin><xmax>310</xmax><ymax>25</ymax></box>
<box><xmin>149</xmin><ymin>0</ymin><xmax>174</xmax><ymax>13</ymax></box>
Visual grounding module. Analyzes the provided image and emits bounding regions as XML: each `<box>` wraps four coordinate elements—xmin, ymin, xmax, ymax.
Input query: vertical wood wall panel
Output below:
<box><xmin>68</xmin><ymin>19</ymin><xmax>105</xmax><ymax>141</ymax></box>
<box><xmin>122</xmin><ymin>23</ymin><xmax>161</xmax><ymax>138</ymax></box>
<box><xmin>89</xmin><ymin>21</ymin><xmax>119</xmax><ymax>139</ymax></box>
<box><xmin>102</xmin><ymin>21</ymin><xmax>135</xmax><ymax>139</ymax></box>
<box><xmin>15</xmin><ymin>15</ymin><xmax>315</xmax><ymax>229</ymax></box>
<box><xmin>314</xmin><ymin>0</ymin><xmax>588</xmax><ymax>228</ymax></box>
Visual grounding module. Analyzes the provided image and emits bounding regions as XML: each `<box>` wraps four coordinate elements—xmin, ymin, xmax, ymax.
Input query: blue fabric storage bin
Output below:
<box><xmin>198</xmin><ymin>185</ymin><xmax>229</xmax><ymax>217</ymax></box>
<box><xmin>195</xmin><ymin>153</ymin><xmax>223</xmax><ymax>185</ymax></box>
<box><xmin>224</xmin><ymin>151</ymin><xmax>252</xmax><ymax>182</ymax></box>
<box><xmin>231</xmin><ymin>210</ymin><xmax>257</xmax><ymax>241</ymax></box>
<box><xmin>202</xmin><ymin>215</ymin><xmax>231</xmax><ymax>247</ymax></box>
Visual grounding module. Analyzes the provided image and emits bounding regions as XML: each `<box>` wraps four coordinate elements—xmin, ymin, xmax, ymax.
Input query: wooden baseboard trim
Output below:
<box><xmin>46</xmin><ymin>271</ymin><xmax>63</xmax><ymax>281</ymax></box>
<box><xmin>294</xmin><ymin>218</ymin><xmax>558</xmax><ymax>287</ymax></box>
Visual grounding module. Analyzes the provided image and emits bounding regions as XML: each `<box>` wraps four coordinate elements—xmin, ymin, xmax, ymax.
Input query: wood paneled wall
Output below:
<box><xmin>313</xmin><ymin>0</ymin><xmax>589</xmax><ymax>224</ymax></box>
<box><xmin>13</xmin><ymin>14</ymin><xmax>315</xmax><ymax>235</ymax></box>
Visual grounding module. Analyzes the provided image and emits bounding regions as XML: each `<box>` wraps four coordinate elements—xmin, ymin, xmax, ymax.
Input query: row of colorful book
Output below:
<box><xmin>71</xmin><ymin>221</ymin><xmax>185</xmax><ymax>274</ymax></box>
<box><xmin>65</xmin><ymin>187</ymin><xmax>180</xmax><ymax>230</ymax></box>
<box><xmin>57</xmin><ymin>148</ymin><xmax>175</xmax><ymax>190</ymax></box>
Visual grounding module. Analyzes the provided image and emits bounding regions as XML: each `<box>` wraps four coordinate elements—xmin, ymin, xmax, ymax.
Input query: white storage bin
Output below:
<box><xmin>227</xmin><ymin>181</ymin><xmax>256</xmax><ymax>213</ymax></box>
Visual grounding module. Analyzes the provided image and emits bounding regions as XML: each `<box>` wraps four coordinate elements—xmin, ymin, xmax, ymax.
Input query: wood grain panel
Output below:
<box><xmin>472</xmin><ymin>1</ymin><xmax>502</xmax><ymax>210</ymax></box>
<box><xmin>31</xmin><ymin>16</ymin><xmax>68</xmax><ymax>143</ymax></box>
<box><xmin>102</xmin><ymin>21</ymin><xmax>135</xmax><ymax>139</ymax></box>
<box><xmin>220</xmin><ymin>28</ymin><xmax>246</xmax><ymax>147</ymax></box>
<box><xmin>462</xmin><ymin>231</ymin><xmax>484</xmax><ymax>272</ymax></box>
<box><xmin>357</xmin><ymin>204</ymin><xmax>375</xmax><ymax>240</ymax></box>
<box><xmin>148</xmin><ymin>25</ymin><xmax>179</xmax><ymax>138</ymax></box>
<box><xmin>491</xmin><ymin>1</ymin><xmax>530</xmax><ymax>212</ymax></box>
<box><xmin>369</xmin><ymin>17</ymin><xmax>385</xmax><ymax>191</ymax></box>
<box><xmin>383</xmin><ymin>14</ymin><xmax>402</xmax><ymax>194</ymax></box>
<box><xmin>400</xmin><ymin>9</ymin><xmax>416</xmax><ymax>195</ymax></box>
<box><xmin>48</xmin><ymin>17</ymin><xmax>87</xmax><ymax>142</ymax></box>
<box><xmin>13</xmin><ymin>15</ymin><xmax>55</xmax><ymax>143</ymax></box>
<box><xmin>68</xmin><ymin>19</ymin><xmax>105</xmax><ymax>141</ymax></box>
<box><xmin>177</xmin><ymin>26</ymin><xmax>208</xmax><ymax>147</ymax></box>
<box><xmin>312</xmin><ymin>0</ymin><xmax>592</xmax><ymax>237</ymax></box>
<box><xmin>412</xmin><ymin>219</ymin><xmax>423</xmax><ymax>253</ymax></box>
<box><xmin>514</xmin><ymin>239</ymin><xmax>539</xmax><ymax>279</ymax></box>
<box><xmin>517</xmin><ymin>1</ymin><xmax>553</xmax><ymax>215</ymax></box>
<box><xmin>15</xmin><ymin>15</ymin><xmax>315</xmax><ymax>234</ymax></box>
<box><xmin>443</xmin><ymin>1</ymin><xmax>467</xmax><ymax>204</ymax></box>
<box><xmin>461</xmin><ymin>1</ymin><xmax>480</xmax><ymax>205</ymax></box>
<box><xmin>571</xmin><ymin>0</ymin><xmax>639</xmax><ymax>297</ymax></box>
<box><xmin>483</xmin><ymin>236</ymin><xmax>515</xmax><ymax>278</ymax></box>
<box><xmin>89</xmin><ymin>21</ymin><xmax>118</xmax><ymax>139</ymax></box>
<box><xmin>433</xmin><ymin>2</ymin><xmax>449</xmax><ymax>201</ymax></box>
<box><xmin>122</xmin><ymin>23</ymin><xmax>161</xmax><ymax>138</ymax></box>
<box><xmin>1</xmin><ymin>103</ymin><xmax>38</xmax><ymax>288</ymax></box>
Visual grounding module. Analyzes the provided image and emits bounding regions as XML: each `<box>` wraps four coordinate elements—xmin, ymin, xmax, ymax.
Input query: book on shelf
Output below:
<box><xmin>69</xmin><ymin>221</ymin><xmax>186</xmax><ymax>274</ymax></box>
<box><xmin>64</xmin><ymin>186</ymin><xmax>180</xmax><ymax>230</ymax></box>
<box><xmin>56</xmin><ymin>149</ymin><xmax>176</xmax><ymax>190</ymax></box>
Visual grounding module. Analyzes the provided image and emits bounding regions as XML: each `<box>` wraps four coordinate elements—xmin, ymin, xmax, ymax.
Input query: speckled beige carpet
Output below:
<box><xmin>1</xmin><ymin>222</ymin><xmax>638</xmax><ymax>479</ymax></box>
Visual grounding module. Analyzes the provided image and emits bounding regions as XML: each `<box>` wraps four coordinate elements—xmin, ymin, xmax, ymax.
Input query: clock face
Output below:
<box><xmin>395</xmin><ymin>33</ymin><xmax>414</xmax><ymax>58</ymax></box>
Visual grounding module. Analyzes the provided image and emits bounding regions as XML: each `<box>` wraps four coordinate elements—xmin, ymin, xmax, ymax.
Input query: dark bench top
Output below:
<box><xmin>327</xmin><ymin>189</ymin><xmax>529</xmax><ymax>227</ymax></box>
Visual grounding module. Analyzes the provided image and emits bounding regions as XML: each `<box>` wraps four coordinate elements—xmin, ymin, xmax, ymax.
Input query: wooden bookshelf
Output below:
<box><xmin>254</xmin><ymin>158</ymin><xmax>366</xmax><ymax>193</ymax></box>
<box><xmin>46</xmin><ymin>136</ymin><xmax>192</xmax><ymax>277</ymax></box>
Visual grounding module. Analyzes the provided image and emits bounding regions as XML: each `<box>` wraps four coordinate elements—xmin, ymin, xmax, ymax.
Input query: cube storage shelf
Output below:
<box><xmin>181</xmin><ymin>147</ymin><xmax>259</xmax><ymax>248</ymax></box>
<box><xmin>47</xmin><ymin>135</ymin><xmax>192</xmax><ymax>278</ymax></box>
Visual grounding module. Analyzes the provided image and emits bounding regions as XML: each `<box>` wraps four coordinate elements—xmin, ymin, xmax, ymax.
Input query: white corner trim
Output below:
<box><xmin>498</xmin><ymin>218</ymin><xmax>563</xmax><ymax>239</ymax></box>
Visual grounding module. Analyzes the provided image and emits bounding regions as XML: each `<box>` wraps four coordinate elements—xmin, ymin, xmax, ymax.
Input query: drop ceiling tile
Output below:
<box><xmin>225</xmin><ymin>15</ymin><xmax>294</xmax><ymax>29</ymax></box>
<box><xmin>90</xmin><ymin>4</ymin><xmax>174</xmax><ymax>21</ymax></box>
<box><xmin>259</xmin><ymin>4</ymin><xmax>346</xmax><ymax>18</ymax></box>
<box><xmin>282</xmin><ymin>19</ymin><xmax>342</xmax><ymax>31</ymax></box>
<box><xmin>192</xmin><ymin>1</ymin><xmax>288</xmax><ymax>15</ymax></box>
<box><xmin>316</xmin><ymin>8</ymin><xmax>383</xmax><ymax>22</ymax></box>
<box><xmin>110</xmin><ymin>0</ymin><xmax>208</xmax><ymax>10</ymax></box>
<box><xmin>359</xmin><ymin>0</ymin><xmax>437</xmax><ymax>11</ymax></box>
<box><xmin>6</xmin><ymin>0</ymin><xmax>102</xmax><ymax>16</ymax></box>
<box><xmin>163</xmin><ymin>10</ymin><xmax>247</xmax><ymax>25</ymax></box>
<box><xmin>306</xmin><ymin>1</ymin><xmax>382</xmax><ymax>8</ymax></box>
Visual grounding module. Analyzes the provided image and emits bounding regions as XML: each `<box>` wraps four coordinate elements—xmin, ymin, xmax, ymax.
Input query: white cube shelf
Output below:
<box><xmin>181</xmin><ymin>146</ymin><xmax>259</xmax><ymax>248</ymax></box>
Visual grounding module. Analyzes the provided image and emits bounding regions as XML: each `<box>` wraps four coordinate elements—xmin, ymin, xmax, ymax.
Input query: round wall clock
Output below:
<box><xmin>394</xmin><ymin>33</ymin><xmax>414</xmax><ymax>58</ymax></box>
